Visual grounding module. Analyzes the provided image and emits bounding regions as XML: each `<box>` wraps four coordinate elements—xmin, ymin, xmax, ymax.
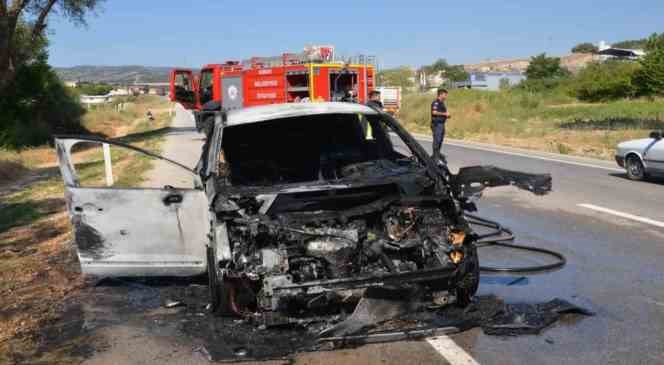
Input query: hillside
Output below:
<box><xmin>464</xmin><ymin>53</ymin><xmax>596</xmax><ymax>73</ymax></box>
<box><xmin>55</xmin><ymin>65</ymin><xmax>172</xmax><ymax>83</ymax></box>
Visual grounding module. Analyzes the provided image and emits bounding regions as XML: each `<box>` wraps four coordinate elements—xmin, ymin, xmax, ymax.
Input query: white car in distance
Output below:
<box><xmin>616</xmin><ymin>131</ymin><xmax>664</xmax><ymax>181</ymax></box>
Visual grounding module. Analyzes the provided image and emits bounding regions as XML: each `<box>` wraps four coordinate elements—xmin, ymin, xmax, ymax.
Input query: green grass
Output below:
<box><xmin>398</xmin><ymin>89</ymin><xmax>664</xmax><ymax>160</ymax></box>
<box><xmin>0</xmin><ymin>203</ymin><xmax>43</xmax><ymax>233</ymax></box>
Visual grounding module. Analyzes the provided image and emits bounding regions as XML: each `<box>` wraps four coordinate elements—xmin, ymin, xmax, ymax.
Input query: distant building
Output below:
<box><xmin>597</xmin><ymin>41</ymin><xmax>645</xmax><ymax>61</ymax></box>
<box><xmin>80</xmin><ymin>94</ymin><xmax>113</xmax><ymax>107</ymax></box>
<box><xmin>64</xmin><ymin>81</ymin><xmax>78</xmax><ymax>88</ymax></box>
<box><xmin>454</xmin><ymin>72</ymin><xmax>525</xmax><ymax>91</ymax></box>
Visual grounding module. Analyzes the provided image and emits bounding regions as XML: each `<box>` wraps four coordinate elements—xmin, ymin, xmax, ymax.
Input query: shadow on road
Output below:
<box><xmin>112</xmin><ymin>126</ymin><xmax>199</xmax><ymax>145</ymax></box>
<box><xmin>609</xmin><ymin>172</ymin><xmax>664</xmax><ymax>185</ymax></box>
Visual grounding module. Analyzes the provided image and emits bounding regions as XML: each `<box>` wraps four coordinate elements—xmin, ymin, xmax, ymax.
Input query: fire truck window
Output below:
<box><xmin>200</xmin><ymin>70</ymin><xmax>214</xmax><ymax>104</ymax></box>
<box><xmin>174</xmin><ymin>73</ymin><xmax>195</xmax><ymax>104</ymax></box>
<box><xmin>330</xmin><ymin>72</ymin><xmax>358</xmax><ymax>102</ymax></box>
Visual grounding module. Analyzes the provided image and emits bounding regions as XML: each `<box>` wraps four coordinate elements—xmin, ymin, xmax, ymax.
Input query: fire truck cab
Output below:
<box><xmin>169</xmin><ymin>47</ymin><xmax>376</xmax><ymax>115</ymax></box>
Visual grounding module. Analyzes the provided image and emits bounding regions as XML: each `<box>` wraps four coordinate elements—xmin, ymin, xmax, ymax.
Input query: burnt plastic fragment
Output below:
<box><xmin>452</xmin><ymin>166</ymin><xmax>553</xmax><ymax>197</ymax></box>
<box><xmin>482</xmin><ymin>298</ymin><xmax>594</xmax><ymax>336</ymax></box>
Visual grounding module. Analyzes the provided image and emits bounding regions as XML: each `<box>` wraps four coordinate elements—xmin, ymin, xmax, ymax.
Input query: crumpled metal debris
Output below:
<box><xmin>319</xmin><ymin>286</ymin><xmax>422</xmax><ymax>338</ymax></box>
<box><xmin>319</xmin><ymin>295</ymin><xmax>594</xmax><ymax>345</ymax></box>
<box><xmin>482</xmin><ymin>298</ymin><xmax>594</xmax><ymax>336</ymax></box>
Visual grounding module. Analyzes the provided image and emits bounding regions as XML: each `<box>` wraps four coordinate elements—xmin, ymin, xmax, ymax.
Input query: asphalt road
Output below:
<box><xmin>82</xmin><ymin>108</ymin><xmax>664</xmax><ymax>364</ymax></box>
<box><xmin>409</xmin><ymin>136</ymin><xmax>664</xmax><ymax>364</ymax></box>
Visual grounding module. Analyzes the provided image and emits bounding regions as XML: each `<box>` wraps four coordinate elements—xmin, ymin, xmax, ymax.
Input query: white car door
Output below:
<box><xmin>55</xmin><ymin>136</ymin><xmax>210</xmax><ymax>277</ymax></box>
<box><xmin>644</xmin><ymin>137</ymin><xmax>664</xmax><ymax>174</ymax></box>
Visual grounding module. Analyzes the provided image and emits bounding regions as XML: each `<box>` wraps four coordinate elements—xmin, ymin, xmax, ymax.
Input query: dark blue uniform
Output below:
<box><xmin>431</xmin><ymin>99</ymin><xmax>447</xmax><ymax>159</ymax></box>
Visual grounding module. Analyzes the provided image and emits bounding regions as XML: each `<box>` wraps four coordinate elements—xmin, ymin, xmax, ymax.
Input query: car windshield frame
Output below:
<box><xmin>210</xmin><ymin>112</ymin><xmax>428</xmax><ymax>188</ymax></box>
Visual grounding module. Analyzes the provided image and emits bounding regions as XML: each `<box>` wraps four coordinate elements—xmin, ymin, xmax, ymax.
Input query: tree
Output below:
<box><xmin>634</xmin><ymin>34</ymin><xmax>664</xmax><ymax>96</ymax></box>
<box><xmin>422</xmin><ymin>58</ymin><xmax>449</xmax><ymax>74</ymax></box>
<box><xmin>0</xmin><ymin>0</ymin><xmax>103</xmax><ymax>94</ymax></box>
<box><xmin>77</xmin><ymin>82</ymin><xmax>113</xmax><ymax>95</ymax></box>
<box><xmin>644</xmin><ymin>32</ymin><xmax>664</xmax><ymax>52</ymax></box>
<box><xmin>444</xmin><ymin>65</ymin><xmax>469</xmax><ymax>83</ymax></box>
<box><xmin>612</xmin><ymin>38</ymin><xmax>648</xmax><ymax>50</ymax></box>
<box><xmin>571</xmin><ymin>42</ymin><xmax>598</xmax><ymax>54</ymax></box>
<box><xmin>377</xmin><ymin>66</ymin><xmax>415</xmax><ymax>90</ymax></box>
<box><xmin>499</xmin><ymin>77</ymin><xmax>511</xmax><ymax>90</ymax></box>
<box><xmin>0</xmin><ymin>55</ymin><xmax>84</xmax><ymax>148</ymax></box>
<box><xmin>525</xmin><ymin>53</ymin><xmax>570</xmax><ymax>80</ymax></box>
<box><xmin>420</xmin><ymin>58</ymin><xmax>469</xmax><ymax>86</ymax></box>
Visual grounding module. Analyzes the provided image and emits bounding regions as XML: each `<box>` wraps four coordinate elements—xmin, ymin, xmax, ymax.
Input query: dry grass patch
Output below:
<box><xmin>399</xmin><ymin>90</ymin><xmax>664</xmax><ymax>160</ymax></box>
<box><xmin>0</xmin><ymin>96</ymin><xmax>174</xmax><ymax>361</ymax></box>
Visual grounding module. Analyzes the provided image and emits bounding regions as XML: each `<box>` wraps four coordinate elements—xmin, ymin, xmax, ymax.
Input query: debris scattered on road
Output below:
<box><xmin>507</xmin><ymin>276</ymin><xmax>527</xmax><ymax>286</ymax></box>
<box><xmin>319</xmin><ymin>286</ymin><xmax>422</xmax><ymax>338</ymax></box>
<box><xmin>233</xmin><ymin>347</ymin><xmax>248</xmax><ymax>357</ymax></box>
<box><xmin>28</xmin><ymin>276</ymin><xmax>594</xmax><ymax>363</ymax></box>
<box><xmin>164</xmin><ymin>300</ymin><xmax>183</xmax><ymax>308</ymax></box>
<box><xmin>193</xmin><ymin>345</ymin><xmax>212</xmax><ymax>361</ymax></box>
<box><xmin>482</xmin><ymin>298</ymin><xmax>594</xmax><ymax>336</ymax></box>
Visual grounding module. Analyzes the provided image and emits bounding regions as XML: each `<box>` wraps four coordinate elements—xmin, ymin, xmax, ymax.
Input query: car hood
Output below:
<box><xmin>617</xmin><ymin>138</ymin><xmax>654</xmax><ymax>152</ymax></box>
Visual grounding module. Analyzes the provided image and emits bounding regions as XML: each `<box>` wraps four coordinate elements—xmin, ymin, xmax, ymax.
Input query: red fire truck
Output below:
<box><xmin>169</xmin><ymin>46</ymin><xmax>376</xmax><ymax>114</ymax></box>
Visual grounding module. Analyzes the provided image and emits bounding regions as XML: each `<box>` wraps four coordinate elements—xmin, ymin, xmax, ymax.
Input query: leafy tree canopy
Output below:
<box><xmin>1</xmin><ymin>0</ymin><xmax>104</xmax><ymax>92</ymax></box>
<box><xmin>571</xmin><ymin>42</ymin><xmax>598</xmax><ymax>54</ymax></box>
<box><xmin>525</xmin><ymin>53</ymin><xmax>570</xmax><ymax>80</ymax></box>
<box><xmin>377</xmin><ymin>66</ymin><xmax>415</xmax><ymax>90</ymax></box>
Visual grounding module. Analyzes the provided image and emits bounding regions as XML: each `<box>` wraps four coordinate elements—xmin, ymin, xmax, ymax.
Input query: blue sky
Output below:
<box><xmin>48</xmin><ymin>0</ymin><xmax>663</xmax><ymax>69</ymax></box>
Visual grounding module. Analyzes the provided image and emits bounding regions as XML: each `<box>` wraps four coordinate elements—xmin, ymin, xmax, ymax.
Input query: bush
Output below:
<box><xmin>572</xmin><ymin>42</ymin><xmax>599</xmax><ymax>54</ymax></box>
<box><xmin>77</xmin><ymin>82</ymin><xmax>114</xmax><ymax>96</ymax></box>
<box><xmin>518</xmin><ymin>77</ymin><xmax>567</xmax><ymax>93</ymax></box>
<box><xmin>571</xmin><ymin>61</ymin><xmax>641</xmax><ymax>102</ymax></box>
<box><xmin>0</xmin><ymin>60</ymin><xmax>85</xmax><ymax>149</ymax></box>
<box><xmin>519</xmin><ymin>93</ymin><xmax>541</xmax><ymax>109</ymax></box>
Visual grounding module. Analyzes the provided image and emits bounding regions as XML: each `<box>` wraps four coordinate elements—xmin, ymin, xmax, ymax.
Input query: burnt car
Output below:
<box><xmin>55</xmin><ymin>102</ymin><xmax>551</xmax><ymax>316</ymax></box>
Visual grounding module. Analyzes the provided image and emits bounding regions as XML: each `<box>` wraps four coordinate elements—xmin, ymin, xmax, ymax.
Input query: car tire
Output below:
<box><xmin>455</xmin><ymin>244</ymin><xmax>480</xmax><ymax>307</ymax></box>
<box><xmin>207</xmin><ymin>247</ymin><xmax>236</xmax><ymax>316</ymax></box>
<box><xmin>625</xmin><ymin>155</ymin><xmax>647</xmax><ymax>181</ymax></box>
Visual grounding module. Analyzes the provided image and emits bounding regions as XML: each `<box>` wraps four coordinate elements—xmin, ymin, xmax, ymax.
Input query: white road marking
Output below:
<box><xmin>411</xmin><ymin>135</ymin><xmax>623</xmax><ymax>173</ymax></box>
<box><xmin>426</xmin><ymin>336</ymin><xmax>480</xmax><ymax>365</ymax></box>
<box><xmin>578</xmin><ymin>204</ymin><xmax>664</xmax><ymax>228</ymax></box>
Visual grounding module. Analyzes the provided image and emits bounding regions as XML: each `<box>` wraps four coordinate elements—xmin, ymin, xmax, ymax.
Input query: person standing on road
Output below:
<box><xmin>366</xmin><ymin>90</ymin><xmax>383</xmax><ymax>111</ymax></box>
<box><xmin>360</xmin><ymin>90</ymin><xmax>383</xmax><ymax>135</ymax></box>
<box><xmin>431</xmin><ymin>88</ymin><xmax>450</xmax><ymax>162</ymax></box>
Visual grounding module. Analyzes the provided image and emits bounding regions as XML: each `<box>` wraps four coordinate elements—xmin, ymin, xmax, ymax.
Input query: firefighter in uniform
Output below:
<box><xmin>431</xmin><ymin>88</ymin><xmax>450</xmax><ymax>162</ymax></box>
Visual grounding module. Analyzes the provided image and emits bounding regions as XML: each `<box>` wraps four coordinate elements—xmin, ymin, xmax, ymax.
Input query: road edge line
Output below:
<box><xmin>578</xmin><ymin>203</ymin><xmax>664</xmax><ymax>228</ymax></box>
<box><xmin>409</xmin><ymin>133</ymin><xmax>622</xmax><ymax>172</ymax></box>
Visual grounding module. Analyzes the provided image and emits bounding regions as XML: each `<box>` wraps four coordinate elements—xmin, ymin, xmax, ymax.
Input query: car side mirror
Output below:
<box><xmin>650</xmin><ymin>131</ymin><xmax>663</xmax><ymax>140</ymax></box>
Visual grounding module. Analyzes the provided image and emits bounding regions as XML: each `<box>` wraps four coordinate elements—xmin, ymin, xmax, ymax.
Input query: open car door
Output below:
<box><xmin>169</xmin><ymin>68</ymin><xmax>198</xmax><ymax>109</ymax></box>
<box><xmin>55</xmin><ymin>136</ymin><xmax>210</xmax><ymax>277</ymax></box>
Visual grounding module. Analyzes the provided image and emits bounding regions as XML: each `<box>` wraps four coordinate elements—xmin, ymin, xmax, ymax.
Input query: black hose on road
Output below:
<box><xmin>465</xmin><ymin>213</ymin><xmax>567</xmax><ymax>273</ymax></box>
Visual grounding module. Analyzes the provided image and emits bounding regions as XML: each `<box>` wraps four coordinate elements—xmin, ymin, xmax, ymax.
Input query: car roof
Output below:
<box><xmin>224</xmin><ymin>102</ymin><xmax>378</xmax><ymax>127</ymax></box>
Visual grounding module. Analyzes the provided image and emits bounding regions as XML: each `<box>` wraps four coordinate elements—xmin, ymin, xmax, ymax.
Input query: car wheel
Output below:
<box><xmin>626</xmin><ymin>155</ymin><xmax>646</xmax><ymax>181</ymax></box>
<box><xmin>455</xmin><ymin>244</ymin><xmax>480</xmax><ymax>307</ymax></box>
<box><xmin>206</xmin><ymin>246</ymin><xmax>221</xmax><ymax>311</ymax></box>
